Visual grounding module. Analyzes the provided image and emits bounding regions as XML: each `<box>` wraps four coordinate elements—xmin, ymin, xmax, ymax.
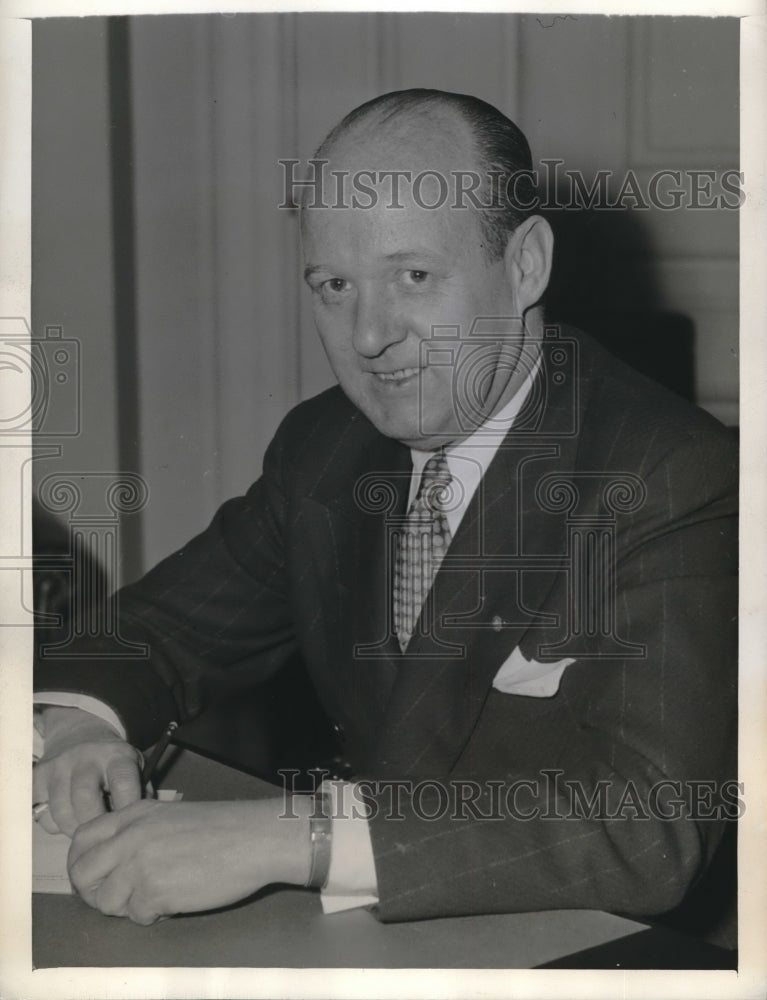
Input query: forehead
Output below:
<box><xmin>326</xmin><ymin>104</ymin><xmax>474</xmax><ymax>177</ymax></box>
<box><xmin>302</xmin><ymin>194</ymin><xmax>480</xmax><ymax>263</ymax></box>
<box><xmin>301</xmin><ymin>128</ymin><xmax>486</xmax><ymax>266</ymax></box>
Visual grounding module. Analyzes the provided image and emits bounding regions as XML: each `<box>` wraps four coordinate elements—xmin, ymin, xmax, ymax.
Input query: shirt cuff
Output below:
<box><xmin>319</xmin><ymin>780</ymin><xmax>379</xmax><ymax>914</ymax></box>
<box><xmin>33</xmin><ymin>692</ymin><xmax>127</xmax><ymax>742</ymax></box>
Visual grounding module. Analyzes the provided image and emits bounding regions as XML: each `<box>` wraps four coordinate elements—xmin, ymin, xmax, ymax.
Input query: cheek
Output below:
<box><xmin>420</xmin><ymin>364</ymin><xmax>456</xmax><ymax>411</ymax></box>
<box><xmin>315</xmin><ymin>311</ymin><xmax>352</xmax><ymax>360</ymax></box>
<box><xmin>411</xmin><ymin>291</ymin><xmax>479</xmax><ymax>346</ymax></box>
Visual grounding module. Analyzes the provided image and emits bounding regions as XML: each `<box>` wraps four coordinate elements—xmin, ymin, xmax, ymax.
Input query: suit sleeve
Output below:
<box><xmin>364</xmin><ymin>426</ymin><xmax>738</xmax><ymax>922</ymax></box>
<box><xmin>34</xmin><ymin>423</ymin><xmax>296</xmax><ymax>750</ymax></box>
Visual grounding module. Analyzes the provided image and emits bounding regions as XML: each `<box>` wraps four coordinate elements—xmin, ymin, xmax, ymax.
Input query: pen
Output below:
<box><xmin>141</xmin><ymin>721</ymin><xmax>178</xmax><ymax>791</ymax></box>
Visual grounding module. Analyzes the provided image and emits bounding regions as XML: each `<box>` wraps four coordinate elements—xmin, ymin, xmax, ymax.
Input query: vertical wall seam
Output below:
<box><xmin>281</xmin><ymin>13</ymin><xmax>301</xmax><ymax>407</ymax></box>
<box><xmin>204</xmin><ymin>19</ymin><xmax>223</xmax><ymax>507</ymax></box>
<box><xmin>107</xmin><ymin>17</ymin><xmax>142</xmax><ymax>585</ymax></box>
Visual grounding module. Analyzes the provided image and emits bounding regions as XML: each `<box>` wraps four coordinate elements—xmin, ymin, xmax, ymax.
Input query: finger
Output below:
<box><xmin>105</xmin><ymin>753</ymin><xmax>142</xmax><ymax>811</ymax></box>
<box><xmin>32</xmin><ymin>761</ymin><xmax>49</xmax><ymax>805</ymax></box>
<box><xmin>70</xmin><ymin>760</ymin><xmax>110</xmax><ymax>828</ymax></box>
<box><xmin>127</xmin><ymin>893</ymin><xmax>163</xmax><ymax>926</ymax></box>
<box><xmin>35</xmin><ymin>807</ymin><xmax>61</xmax><ymax>836</ymax></box>
<box><xmin>68</xmin><ymin>809</ymin><xmax>122</xmax><ymax>868</ymax></box>
<box><xmin>48</xmin><ymin>769</ymin><xmax>79</xmax><ymax>837</ymax></box>
<box><xmin>94</xmin><ymin>866</ymin><xmax>133</xmax><ymax>918</ymax></box>
<box><xmin>32</xmin><ymin>765</ymin><xmax>61</xmax><ymax>833</ymax></box>
<box><xmin>36</xmin><ymin>813</ymin><xmax>61</xmax><ymax>835</ymax></box>
<box><xmin>68</xmin><ymin>830</ymin><xmax>125</xmax><ymax>906</ymax></box>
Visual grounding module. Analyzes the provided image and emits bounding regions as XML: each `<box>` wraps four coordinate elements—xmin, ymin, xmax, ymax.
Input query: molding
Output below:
<box><xmin>628</xmin><ymin>18</ymin><xmax>739</xmax><ymax>167</ymax></box>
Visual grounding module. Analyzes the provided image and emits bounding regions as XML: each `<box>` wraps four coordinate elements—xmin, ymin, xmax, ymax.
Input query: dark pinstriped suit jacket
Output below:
<box><xmin>36</xmin><ymin>328</ymin><xmax>738</xmax><ymax>923</ymax></box>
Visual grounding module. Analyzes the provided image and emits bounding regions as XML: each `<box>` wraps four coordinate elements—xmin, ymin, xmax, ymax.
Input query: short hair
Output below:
<box><xmin>315</xmin><ymin>88</ymin><xmax>536</xmax><ymax>260</ymax></box>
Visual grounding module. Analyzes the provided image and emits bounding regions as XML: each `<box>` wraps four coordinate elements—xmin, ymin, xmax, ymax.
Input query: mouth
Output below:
<box><xmin>373</xmin><ymin>366</ymin><xmax>422</xmax><ymax>383</ymax></box>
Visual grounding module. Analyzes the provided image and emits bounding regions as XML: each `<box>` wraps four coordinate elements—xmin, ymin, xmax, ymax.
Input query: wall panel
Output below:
<box><xmin>32</xmin><ymin>18</ymin><xmax>121</xmax><ymax>585</ymax></box>
<box><xmin>629</xmin><ymin>17</ymin><xmax>739</xmax><ymax>167</ymax></box>
<box><xmin>383</xmin><ymin>13</ymin><xmax>518</xmax><ymax>113</ymax></box>
<box><xmin>518</xmin><ymin>14</ymin><xmax>629</xmax><ymax>175</ymax></box>
<box><xmin>131</xmin><ymin>16</ymin><xmax>221</xmax><ymax>569</ymax></box>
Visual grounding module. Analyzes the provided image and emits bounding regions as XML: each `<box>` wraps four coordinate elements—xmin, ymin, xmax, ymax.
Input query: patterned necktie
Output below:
<box><xmin>393</xmin><ymin>451</ymin><xmax>453</xmax><ymax>652</ymax></box>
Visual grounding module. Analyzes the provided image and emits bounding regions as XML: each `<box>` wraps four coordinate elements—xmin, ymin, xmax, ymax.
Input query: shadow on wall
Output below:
<box><xmin>33</xmin><ymin>500</ymin><xmax>109</xmax><ymax>653</ymax></box>
<box><xmin>542</xmin><ymin>205</ymin><xmax>695</xmax><ymax>404</ymax></box>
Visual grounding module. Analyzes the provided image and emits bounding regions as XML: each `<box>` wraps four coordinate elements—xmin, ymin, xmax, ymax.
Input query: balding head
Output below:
<box><xmin>309</xmin><ymin>89</ymin><xmax>536</xmax><ymax>261</ymax></box>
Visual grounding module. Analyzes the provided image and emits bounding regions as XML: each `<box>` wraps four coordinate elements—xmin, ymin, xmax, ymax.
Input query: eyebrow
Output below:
<box><xmin>304</xmin><ymin>249</ymin><xmax>446</xmax><ymax>281</ymax></box>
<box><xmin>383</xmin><ymin>249</ymin><xmax>446</xmax><ymax>266</ymax></box>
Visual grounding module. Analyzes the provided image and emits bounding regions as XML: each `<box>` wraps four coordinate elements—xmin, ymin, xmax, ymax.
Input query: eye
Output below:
<box><xmin>316</xmin><ymin>277</ymin><xmax>353</xmax><ymax>304</ymax></box>
<box><xmin>402</xmin><ymin>269</ymin><xmax>429</xmax><ymax>286</ymax></box>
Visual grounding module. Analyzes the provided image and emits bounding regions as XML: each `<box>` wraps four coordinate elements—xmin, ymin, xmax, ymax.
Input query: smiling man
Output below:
<box><xmin>34</xmin><ymin>90</ymin><xmax>737</xmax><ymax>930</ymax></box>
<box><xmin>300</xmin><ymin>95</ymin><xmax>549</xmax><ymax>449</ymax></box>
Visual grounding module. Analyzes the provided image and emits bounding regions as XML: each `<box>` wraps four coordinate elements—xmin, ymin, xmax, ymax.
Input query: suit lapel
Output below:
<box><xmin>299</xmin><ymin>414</ymin><xmax>411</xmax><ymax>746</ymax></box>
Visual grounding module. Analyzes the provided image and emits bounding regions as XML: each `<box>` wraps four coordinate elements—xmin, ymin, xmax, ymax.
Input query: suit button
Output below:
<box><xmin>492</xmin><ymin>615</ymin><xmax>503</xmax><ymax>632</ymax></box>
<box><xmin>331</xmin><ymin>721</ymin><xmax>346</xmax><ymax>745</ymax></box>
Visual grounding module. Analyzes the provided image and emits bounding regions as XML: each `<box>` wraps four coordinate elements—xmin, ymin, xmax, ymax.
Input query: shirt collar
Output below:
<box><xmin>408</xmin><ymin>354</ymin><xmax>541</xmax><ymax>528</ymax></box>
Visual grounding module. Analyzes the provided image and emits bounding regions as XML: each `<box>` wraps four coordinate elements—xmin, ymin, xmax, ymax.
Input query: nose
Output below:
<box><xmin>352</xmin><ymin>287</ymin><xmax>406</xmax><ymax>358</ymax></box>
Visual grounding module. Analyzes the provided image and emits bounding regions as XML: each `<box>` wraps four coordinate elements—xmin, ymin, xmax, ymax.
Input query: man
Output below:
<box><xmin>34</xmin><ymin>90</ymin><xmax>737</xmax><ymax>927</ymax></box>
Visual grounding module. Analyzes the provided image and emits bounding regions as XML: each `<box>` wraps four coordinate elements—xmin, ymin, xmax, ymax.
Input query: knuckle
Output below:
<box><xmin>48</xmin><ymin>795</ymin><xmax>76</xmax><ymax>836</ymax></box>
<box><xmin>69</xmin><ymin>825</ymin><xmax>88</xmax><ymax>855</ymax></box>
<box><xmin>107</xmin><ymin>753</ymin><xmax>141</xmax><ymax>789</ymax></box>
<box><xmin>70</xmin><ymin>779</ymin><xmax>97</xmax><ymax>806</ymax></box>
<box><xmin>66</xmin><ymin>857</ymin><xmax>86</xmax><ymax>892</ymax></box>
<box><xmin>95</xmin><ymin>885</ymin><xmax>127</xmax><ymax>917</ymax></box>
<box><xmin>134</xmin><ymin>853</ymin><xmax>155</xmax><ymax>884</ymax></box>
<box><xmin>109</xmin><ymin>767</ymin><xmax>139</xmax><ymax>791</ymax></box>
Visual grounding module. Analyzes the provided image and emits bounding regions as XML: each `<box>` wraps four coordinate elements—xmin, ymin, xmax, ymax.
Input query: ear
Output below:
<box><xmin>502</xmin><ymin>215</ymin><xmax>554</xmax><ymax>313</ymax></box>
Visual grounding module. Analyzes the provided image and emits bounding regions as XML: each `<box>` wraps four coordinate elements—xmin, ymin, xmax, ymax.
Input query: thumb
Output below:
<box><xmin>105</xmin><ymin>753</ymin><xmax>142</xmax><ymax>811</ymax></box>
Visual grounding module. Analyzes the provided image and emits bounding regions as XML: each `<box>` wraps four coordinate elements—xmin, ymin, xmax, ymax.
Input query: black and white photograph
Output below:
<box><xmin>0</xmin><ymin>3</ymin><xmax>765</xmax><ymax>997</ymax></box>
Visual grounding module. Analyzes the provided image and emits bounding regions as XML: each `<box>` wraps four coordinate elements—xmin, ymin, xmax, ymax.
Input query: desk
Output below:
<box><xmin>33</xmin><ymin>750</ymin><xmax>735</xmax><ymax>969</ymax></box>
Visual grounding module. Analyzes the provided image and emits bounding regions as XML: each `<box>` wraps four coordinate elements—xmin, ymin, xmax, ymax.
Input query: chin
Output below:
<box><xmin>351</xmin><ymin>389</ymin><xmax>455</xmax><ymax>448</ymax></box>
<box><xmin>369</xmin><ymin>414</ymin><xmax>421</xmax><ymax>445</ymax></box>
<box><xmin>370</xmin><ymin>416</ymin><xmax>452</xmax><ymax>451</ymax></box>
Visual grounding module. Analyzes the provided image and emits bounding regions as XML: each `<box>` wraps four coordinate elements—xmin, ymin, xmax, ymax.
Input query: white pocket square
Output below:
<box><xmin>492</xmin><ymin>646</ymin><xmax>575</xmax><ymax>698</ymax></box>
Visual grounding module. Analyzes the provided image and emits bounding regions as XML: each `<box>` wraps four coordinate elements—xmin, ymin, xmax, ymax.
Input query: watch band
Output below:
<box><xmin>305</xmin><ymin>792</ymin><xmax>333</xmax><ymax>890</ymax></box>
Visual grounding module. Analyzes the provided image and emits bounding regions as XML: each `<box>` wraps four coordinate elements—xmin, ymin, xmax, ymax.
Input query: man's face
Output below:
<box><xmin>301</xmin><ymin>149</ymin><xmax>525</xmax><ymax>450</ymax></box>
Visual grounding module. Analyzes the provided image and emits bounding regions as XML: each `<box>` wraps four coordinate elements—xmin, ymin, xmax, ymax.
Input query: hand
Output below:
<box><xmin>67</xmin><ymin>797</ymin><xmax>312</xmax><ymax>925</ymax></box>
<box><xmin>33</xmin><ymin>706</ymin><xmax>143</xmax><ymax>837</ymax></box>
